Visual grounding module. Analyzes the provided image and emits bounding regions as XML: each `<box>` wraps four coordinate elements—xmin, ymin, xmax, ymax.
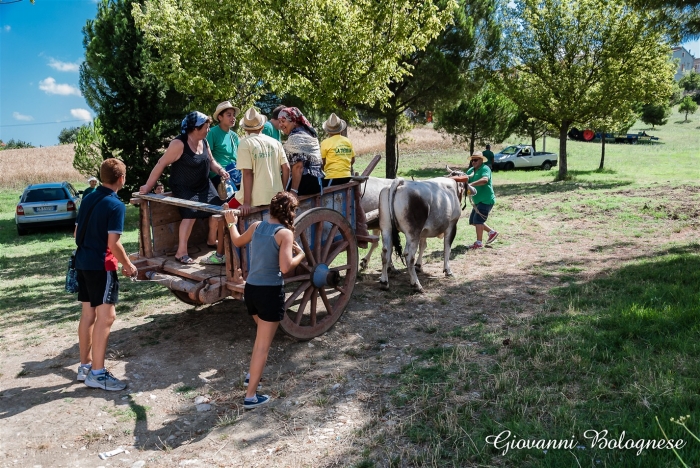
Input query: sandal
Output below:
<box><xmin>175</xmin><ymin>255</ymin><xmax>195</xmax><ymax>264</ymax></box>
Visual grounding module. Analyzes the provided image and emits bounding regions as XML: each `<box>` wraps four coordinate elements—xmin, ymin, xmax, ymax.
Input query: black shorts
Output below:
<box><xmin>77</xmin><ymin>269</ymin><xmax>119</xmax><ymax>307</ymax></box>
<box><xmin>244</xmin><ymin>283</ymin><xmax>285</xmax><ymax>322</ymax></box>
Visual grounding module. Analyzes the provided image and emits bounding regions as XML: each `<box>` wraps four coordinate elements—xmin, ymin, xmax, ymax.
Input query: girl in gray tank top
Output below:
<box><xmin>223</xmin><ymin>191</ymin><xmax>306</xmax><ymax>410</ymax></box>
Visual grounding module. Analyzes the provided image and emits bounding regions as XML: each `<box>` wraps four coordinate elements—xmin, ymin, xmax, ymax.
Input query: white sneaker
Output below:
<box><xmin>77</xmin><ymin>364</ymin><xmax>91</xmax><ymax>382</ymax></box>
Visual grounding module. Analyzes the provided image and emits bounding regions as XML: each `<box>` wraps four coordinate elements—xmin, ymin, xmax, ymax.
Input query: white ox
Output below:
<box><xmin>378</xmin><ymin>177</ymin><xmax>464</xmax><ymax>292</ymax></box>
<box><xmin>358</xmin><ymin>176</ymin><xmax>393</xmax><ymax>270</ymax></box>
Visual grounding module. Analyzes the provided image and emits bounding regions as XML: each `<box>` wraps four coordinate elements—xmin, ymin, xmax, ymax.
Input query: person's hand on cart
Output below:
<box><xmin>223</xmin><ymin>209</ymin><xmax>238</xmax><ymax>227</ymax></box>
<box><xmin>292</xmin><ymin>241</ymin><xmax>304</xmax><ymax>256</ymax></box>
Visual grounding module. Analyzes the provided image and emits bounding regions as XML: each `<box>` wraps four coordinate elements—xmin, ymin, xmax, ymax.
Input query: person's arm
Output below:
<box><xmin>107</xmin><ymin>233</ymin><xmax>137</xmax><ymax>277</ymax></box>
<box><xmin>470</xmin><ymin>176</ymin><xmax>489</xmax><ymax>187</ymax></box>
<box><xmin>223</xmin><ymin>211</ymin><xmax>259</xmax><ymax>247</ymax></box>
<box><xmin>276</xmin><ymin>228</ymin><xmax>306</xmax><ymax>274</ymax></box>
<box><xmin>207</xmin><ymin>144</ymin><xmax>229</xmax><ymax>181</ymax></box>
<box><xmin>290</xmin><ymin>162</ymin><xmax>303</xmax><ymax>193</ymax></box>
<box><xmin>240</xmin><ymin>169</ymin><xmax>253</xmax><ymax>216</ymax></box>
<box><xmin>281</xmin><ymin>163</ymin><xmax>290</xmax><ymax>190</ymax></box>
<box><xmin>140</xmin><ymin>139</ymin><xmax>184</xmax><ymax>194</ymax></box>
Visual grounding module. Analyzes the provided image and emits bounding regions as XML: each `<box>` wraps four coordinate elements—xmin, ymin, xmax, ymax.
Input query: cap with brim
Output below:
<box><xmin>469</xmin><ymin>152</ymin><xmax>488</xmax><ymax>162</ymax></box>
<box><xmin>213</xmin><ymin>101</ymin><xmax>241</xmax><ymax>122</ymax></box>
<box><xmin>239</xmin><ymin>108</ymin><xmax>267</xmax><ymax>131</ymax></box>
<box><xmin>322</xmin><ymin>113</ymin><xmax>347</xmax><ymax>134</ymax></box>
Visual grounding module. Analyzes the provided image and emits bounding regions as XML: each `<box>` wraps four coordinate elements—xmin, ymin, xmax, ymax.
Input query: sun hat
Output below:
<box><xmin>213</xmin><ymin>101</ymin><xmax>241</xmax><ymax>122</ymax></box>
<box><xmin>322</xmin><ymin>113</ymin><xmax>347</xmax><ymax>134</ymax></box>
<box><xmin>239</xmin><ymin>108</ymin><xmax>267</xmax><ymax>131</ymax></box>
<box><xmin>469</xmin><ymin>151</ymin><xmax>488</xmax><ymax>162</ymax></box>
<box><xmin>87</xmin><ymin>176</ymin><xmax>98</xmax><ymax>183</ymax></box>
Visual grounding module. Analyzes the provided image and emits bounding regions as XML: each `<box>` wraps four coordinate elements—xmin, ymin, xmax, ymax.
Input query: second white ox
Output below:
<box><xmin>378</xmin><ymin>177</ymin><xmax>464</xmax><ymax>292</ymax></box>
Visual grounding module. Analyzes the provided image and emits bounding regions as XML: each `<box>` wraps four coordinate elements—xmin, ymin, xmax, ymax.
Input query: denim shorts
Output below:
<box><xmin>469</xmin><ymin>203</ymin><xmax>493</xmax><ymax>225</ymax></box>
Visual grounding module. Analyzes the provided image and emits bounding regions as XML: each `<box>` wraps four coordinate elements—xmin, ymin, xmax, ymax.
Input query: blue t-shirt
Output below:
<box><xmin>75</xmin><ymin>185</ymin><xmax>125</xmax><ymax>271</ymax></box>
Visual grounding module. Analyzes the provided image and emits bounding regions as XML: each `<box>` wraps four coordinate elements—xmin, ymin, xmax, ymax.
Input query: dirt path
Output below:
<box><xmin>1</xmin><ymin>186</ymin><xmax>698</xmax><ymax>468</ymax></box>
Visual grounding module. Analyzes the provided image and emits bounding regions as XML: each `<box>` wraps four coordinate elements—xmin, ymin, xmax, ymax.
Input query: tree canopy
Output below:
<box><xmin>679</xmin><ymin>95</ymin><xmax>698</xmax><ymax>120</ymax></box>
<box><xmin>500</xmin><ymin>0</ymin><xmax>675</xmax><ymax>180</ymax></box>
<box><xmin>640</xmin><ymin>103</ymin><xmax>671</xmax><ymax>128</ymax></box>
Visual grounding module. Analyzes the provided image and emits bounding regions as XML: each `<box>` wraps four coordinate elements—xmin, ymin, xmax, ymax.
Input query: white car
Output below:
<box><xmin>493</xmin><ymin>145</ymin><xmax>558</xmax><ymax>171</ymax></box>
<box><xmin>15</xmin><ymin>182</ymin><xmax>82</xmax><ymax>235</ymax></box>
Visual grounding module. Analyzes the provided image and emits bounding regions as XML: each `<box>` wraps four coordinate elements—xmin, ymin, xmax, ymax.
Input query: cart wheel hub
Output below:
<box><xmin>312</xmin><ymin>264</ymin><xmax>340</xmax><ymax>288</ymax></box>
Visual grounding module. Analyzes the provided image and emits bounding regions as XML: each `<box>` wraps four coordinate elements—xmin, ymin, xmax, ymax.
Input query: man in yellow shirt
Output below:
<box><xmin>320</xmin><ymin>113</ymin><xmax>355</xmax><ymax>187</ymax></box>
<box><xmin>231</xmin><ymin>108</ymin><xmax>290</xmax><ymax>216</ymax></box>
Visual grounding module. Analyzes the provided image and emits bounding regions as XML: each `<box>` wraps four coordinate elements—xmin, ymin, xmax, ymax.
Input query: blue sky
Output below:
<box><xmin>0</xmin><ymin>1</ymin><xmax>699</xmax><ymax>147</ymax></box>
<box><xmin>0</xmin><ymin>0</ymin><xmax>97</xmax><ymax>147</ymax></box>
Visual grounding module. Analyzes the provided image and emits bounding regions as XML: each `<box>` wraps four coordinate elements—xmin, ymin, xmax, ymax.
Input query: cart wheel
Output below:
<box><xmin>281</xmin><ymin>208</ymin><xmax>358</xmax><ymax>340</ymax></box>
<box><xmin>171</xmin><ymin>290</ymin><xmax>203</xmax><ymax>306</ymax></box>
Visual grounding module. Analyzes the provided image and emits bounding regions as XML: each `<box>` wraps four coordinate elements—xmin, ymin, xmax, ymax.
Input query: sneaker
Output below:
<box><xmin>202</xmin><ymin>252</ymin><xmax>225</xmax><ymax>265</ymax></box>
<box><xmin>243</xmin><ymin>394</ymin><xmax>271</xmax><ymax>410</ymax></box>
<box><xmin>486</xmin><ymin>231</ymin><xmax>499</xmax><ymax>245</ymax></box>
<box><xmin>244</xmin><ymin>376</ymin><xmax>262</xmax><ymax>391</ymax></box>
<box><xmin>469</xmin><ymin>242</ymin><xmax>483</xmax><ymax>250</ymax></box>
<box><xmin>77</xmin><ymin>364</ymin><xmax>91</xmax><ymax>382</ymax></box>
<box><xmin>84</xmin><ymin>370</ymin><xmax>127</xmax><ymax>391</ymax></box>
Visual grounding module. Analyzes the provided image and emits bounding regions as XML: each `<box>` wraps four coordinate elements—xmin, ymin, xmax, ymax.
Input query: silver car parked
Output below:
<box><xmin>15</xmin><ymin>182</ymin><xmax>81</xmax><ymax>235</ymax></box>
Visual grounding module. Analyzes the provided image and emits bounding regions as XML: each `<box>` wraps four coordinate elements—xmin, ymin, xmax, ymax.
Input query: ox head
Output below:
<box><xmin>445</xmin><ymin>165</ymin><xmax>471</xmax><ymax>210</ymax></box>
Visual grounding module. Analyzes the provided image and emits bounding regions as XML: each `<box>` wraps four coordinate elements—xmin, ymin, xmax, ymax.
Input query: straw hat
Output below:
<box><xmin>239</xmin><ymin>108</ymin><xmax>267</xmax><ymax>131</ymax></box>
<box><xmin>322</xmin><ymin>113</ymin><xmax>347</xmax><ymax>134</ymax></box>
<box><xmin>213</xmin><ymin>101</ymin><xmax>241</xmax><ymax>122</ymax></box>
<box><xmin>87</xmin><ymin>177</ymin><xmax>98</xmax><ymax>183</ymax></box>
<box><xmin>469</xmin><ymin>151</ymin><xmax>488</xmax><ymax>162</ymax></box>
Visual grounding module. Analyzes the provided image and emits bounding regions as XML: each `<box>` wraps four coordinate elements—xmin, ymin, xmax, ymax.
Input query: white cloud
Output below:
<box><xmin>12</xmin><ymin>112</ymin><xmax>33</xmax><ymax>121</ymax></box>
<box><xmin>38</xmin><ymin>77</ymin><xmax>81</xmax><ymax>96</ymax></box>
<box><xmin>48</xmin><ymin>58</ymin><xmax>80</xmax><ymax>72</ymax></box>
<box><xmin>3</xmin><ymin>25</ymin><xmax>10</xmax><ymax>32</ymax></box>
<box><xmin>70</xmin><ymin>108</ymin><xmax>92</xmax><ymax>122</ymax></box>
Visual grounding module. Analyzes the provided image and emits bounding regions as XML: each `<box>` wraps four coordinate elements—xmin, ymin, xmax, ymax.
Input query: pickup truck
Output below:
<box><xmin>492</xmin><ymin>145</ymin><xmax>558</xmax><ymax>171</ymax></box>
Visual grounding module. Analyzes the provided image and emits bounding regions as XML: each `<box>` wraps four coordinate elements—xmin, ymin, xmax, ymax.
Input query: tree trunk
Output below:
<box><xmin>599</xmin><ymin>128</ymin><xmax>606</xmax><ymax>170</ymax></box>
<box><xmin>385</xmin><ymin>103</ymin><xmax>398</xmax><ymax>179</ymax></box>
<box><xmin>531</xmin><ymin>133</ymin><xmax>537</xmax><ymax>152</ymax></box>
<box><xmin>557</xmin><ymin>122</ymin><xmax>570</xmax><ymax>180</ymax></box>
<box><xmin>543</xmin><ymin>134</ymin><xmax>546</xmax><ymax>152</ymax></box>
<box><xmin>469</xmin><ymin>120</ymin><xmax>476</xmax><ymax>156</ymax></box>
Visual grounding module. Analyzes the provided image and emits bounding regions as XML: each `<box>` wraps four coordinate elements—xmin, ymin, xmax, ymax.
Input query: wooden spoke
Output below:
<box><xmin>330</xmin><ymin>264</ymin><xmax>351</xmax><ymax>272</ymax></box>
<box><xmin>295</xmin><ymin>287</ymin><xmax>314</xmax><ymax>324</ymax></box>
<box><xmin>310</xmin><ymin>290</ymin><xmax>318</xmax><ymax>327</ymax></box>
<box><xmin>321</xmin><ymin>224</ymin><xmax>339</xmax><ymax>262</ymax></box>
<box><xmin>299</xmin><ymin>231</ymin><xmax>316</xmax><ymax>266</ymax></box>
<box><xmin>334</xmin><ymin>284</ymin><xmax>347</xmax><ymax>295</ymax></box>
<box><xmin>326</xmin><ymin>240</ymin><xmax>349</xmax><ymax>264</ymax></box>
<box><xmin>285</xmin><ymin>281</ymin><xmax>310</xmax><ymax>310</ymax></box>
<box><xmin>319</xmin><ymin>288</ymin><xmax>333</xmax><ymax>316</ymax></box>
<box><xmin>284</xmin><ymin>273</ymin><xmax>311</xmax><ymax>284</ymax></box>
<box><xmin>314</xmin><ymin>221</ymin><xmax>323</xmax><ymax>264</ymax></box>
<box><xmin>298</xmin><ymin>261</ymin><xmax>312</xmax><ymax>272</ymax></box>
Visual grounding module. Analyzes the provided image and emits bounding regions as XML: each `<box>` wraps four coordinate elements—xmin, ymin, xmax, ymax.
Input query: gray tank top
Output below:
<box><xmin>246</xmin><ymin>220</ymin><xmax>285</xmax><ymax>286</ymax></box>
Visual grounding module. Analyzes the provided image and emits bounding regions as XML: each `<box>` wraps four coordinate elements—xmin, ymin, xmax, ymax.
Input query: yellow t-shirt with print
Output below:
<box><xmin>234</xmin><ymin>134</ymin><xmax>289</xmax><ymax>207</ymax></box>
<box><xmin>320</xmin><ymin>135</ymin><xmax>355</xmax><ymax>179</ymax></box>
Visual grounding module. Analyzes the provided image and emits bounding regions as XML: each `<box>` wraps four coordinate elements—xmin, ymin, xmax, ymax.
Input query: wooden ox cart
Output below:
<box><xmin>128</xmin><ymin>155</ymin><xmax>380</xmax><ymax>340</ymax></box>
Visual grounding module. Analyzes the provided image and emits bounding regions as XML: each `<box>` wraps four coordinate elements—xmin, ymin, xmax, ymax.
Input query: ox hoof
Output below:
<box><xmin>360</xmin><ymin>259</ymin><xmax>368</xmax><ymax>270</ymax></box>
<box><xmin>444</xmin><ymin>270</ymin><xmax>453</xmax><ymax>277</ymax></box>
<box><xmin>411</xmin><ymin>284</ymin><xmax>424</xmax><ymax>293</ymax></box>
<box><xmin>415</xmin><ymin>264</ymin><xmax>422</xmax><ymax>273</ymax></box>
<box><xmin>379</xmin><ymin>281</ymin><xmax>390</xmax><ymax>291</ymax></box>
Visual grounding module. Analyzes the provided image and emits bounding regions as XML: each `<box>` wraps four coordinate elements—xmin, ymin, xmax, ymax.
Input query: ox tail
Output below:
<box><xmin>389</xmin><ymin>178</ymin><xmax>405</xmax><ymax>263</ymax></box>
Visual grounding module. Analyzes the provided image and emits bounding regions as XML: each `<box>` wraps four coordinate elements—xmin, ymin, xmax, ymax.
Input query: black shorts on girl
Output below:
<box><xmin>244</xmin><ymin>283</ymin><xmax>285</xmax><ymax>322</ymax></box>
<box><xmin>77</xmin><ymin>269</ymin><xmax>119</xmax><ymax>307</ymax></box>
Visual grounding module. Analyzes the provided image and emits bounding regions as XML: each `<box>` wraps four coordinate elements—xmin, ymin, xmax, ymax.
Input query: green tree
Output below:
<box><xmin>631</xmin><ymin>0</ymin><xmax>700</xmax><ymax>37</ymax></box>
<box><xmin>73</xmin><ymin>119</ymin><xmax>106</xmax><ymax>178</ymax></box>
<box><xmin>435</xmin><ymin>84</ymin><xmax>517</xmax><ymax>155</ymax></box>
<box><xmin>500</xmin><ymin>0</ymin><xmax>675</xmax><ymax>180</ymax></box>
<box><xmin>679</xmin><ymin>96</ymin><xmax>698</xmax><ymax>120</ymax></box>
<box><xmin>58</xmin><ymin>126</ymin><xmax>82</xmax><ymax>145</ymax></box>
<box><xmin>679</xmin><ymin>71</ymin><xmax>700</xmax><ymax>91</ymax></box>
<box><xmin>1</xmin><ymin>139</ymin><xmax>34</xmax><ymax>149</ymax></box>
<box><xmin>640</xmin><ymin>103</ymin><xmax>671</xmax><ymax>128</ymax></box>
<box><xmin>81</xmin><ymin>0</ymin><xmax>188</xmax><ymax>195</ymax></box>
<box><xmin>508</xmin><ymin>112</ymin><xmax>551</xmax><ymax>152</ymax></box>
<box><xmin>134</xmin><ymin>0</ymin><xmax>454</xmax><ymax>178</ymax></box>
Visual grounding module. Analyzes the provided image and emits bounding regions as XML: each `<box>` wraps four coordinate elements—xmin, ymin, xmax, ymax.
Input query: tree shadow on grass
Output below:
<box><xmin>400</xmin><ymin>167</ymin><xmax>451</xmax><ymax>179</ymax></box>
<box><xmin>497</xmin><ymin>179</ymin><xmax>632</xmax><ymax>197</ymax></box>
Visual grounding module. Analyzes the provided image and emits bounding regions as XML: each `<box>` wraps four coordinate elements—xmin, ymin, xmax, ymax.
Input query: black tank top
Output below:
<box><xmin>169</xmin><ymin>134</ymin><xmax>211</xmax><ymax>193</ymax></box>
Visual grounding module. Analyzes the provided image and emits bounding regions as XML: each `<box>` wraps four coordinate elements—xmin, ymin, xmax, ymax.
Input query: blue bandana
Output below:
<box><xmin>181</xmin><ymin>111</ymin><xmax>209</xmax><ymax>134</ymax></box>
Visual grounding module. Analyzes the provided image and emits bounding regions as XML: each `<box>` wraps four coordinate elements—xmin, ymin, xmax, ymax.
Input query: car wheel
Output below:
<box><xmin>17</xmin><ymin>225</ymin><xmax>28</xmax><ymax>236</ymax></box>
<box><xmin>504</xmin><ymin>162</ymin><xmax>514</xmax><ymax>170</ymax></box>
<box><xmin>542</xmin><ymin>161</ymin><xmax>552</xmax><ymax>171</ymax></box>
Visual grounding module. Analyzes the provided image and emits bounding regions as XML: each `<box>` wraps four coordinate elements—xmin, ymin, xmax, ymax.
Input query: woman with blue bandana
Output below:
<box><xmin>140</xmin><ymin>111</ymin><xmax>229</xmax><ymax>265</ymax></box>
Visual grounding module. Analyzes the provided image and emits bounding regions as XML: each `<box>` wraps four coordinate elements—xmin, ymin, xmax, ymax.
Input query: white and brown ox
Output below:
<box><xmin>358</xmin><ymin>176</ymin><xmax>393</xmax><ymax>270</ymax></box>
<box><xmin>378</xmin><ymin>176</ymin><xmax>465</xmax><ymax>292</ymax></box>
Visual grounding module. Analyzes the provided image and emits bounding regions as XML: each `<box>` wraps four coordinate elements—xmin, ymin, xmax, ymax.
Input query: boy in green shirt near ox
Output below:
<box><xmin>451</xmin><ymin>152</ymin><xmax>499</xmax><ymax>249</ymax></box>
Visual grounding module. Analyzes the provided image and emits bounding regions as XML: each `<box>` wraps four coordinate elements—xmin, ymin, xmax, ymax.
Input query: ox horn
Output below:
<box><xmin>445</xmin><ymin>165</ymin><xmax>454</xmax><ymax>173</ymax></box>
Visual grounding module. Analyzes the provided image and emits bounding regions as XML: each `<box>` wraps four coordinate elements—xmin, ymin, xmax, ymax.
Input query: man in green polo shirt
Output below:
<box><xmin>451</xmin><ymin>152</ymin><xmax>499</xmax><ymax>249</ymax></box>
<box><xmin>483</xmin><ymin>144</ymin><xmax>494</xmax><ymax>169</ymax></box>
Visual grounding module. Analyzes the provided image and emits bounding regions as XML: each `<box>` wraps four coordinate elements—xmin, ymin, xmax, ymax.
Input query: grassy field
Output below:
<box><xmin>1</xmin><ymin>110</ymin><xmax>699</xmax><ymax>466</ymax></box>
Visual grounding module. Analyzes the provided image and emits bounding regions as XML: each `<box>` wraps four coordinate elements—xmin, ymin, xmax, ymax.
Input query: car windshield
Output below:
<box><xmin>500</xmin><ymin>146</ymin><xmax>520</xmax><ymax>155</ymax></box>
<box><xmin>23</xmin><ymin>188</ymin><xmax>68</xmax><ymax>203</ymax></box>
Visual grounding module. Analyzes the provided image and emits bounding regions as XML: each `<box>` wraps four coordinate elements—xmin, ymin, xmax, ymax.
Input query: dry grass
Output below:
<box><xmin>348</xmin><ymin>125</ymin><xmax>463</xmax><ymax>156</ymax></box>
<box><xmin>0</xmin><ymin>144</ymin><xmax>83</xmax><ymax>190</ymax></box>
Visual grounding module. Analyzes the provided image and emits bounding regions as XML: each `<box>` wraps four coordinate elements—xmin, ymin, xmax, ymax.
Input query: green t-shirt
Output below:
<box><xmin>482</xmin><ymin>150</ymin><xmax>494</xmax><ymax>168</ymax></box>
<box><xmin>262</xmin><ymin>121</ymin><xmax>282</xmax><ymax>142</ymax></box>
<box><xmin>467</xmin><ymin>164</ymin><xmax>496</xmax><ymax>205</ymax></box>
<box><xmin>206</xmin><ymin>125</ymin><xmax>240</xmax><ymax>177</ymax></box>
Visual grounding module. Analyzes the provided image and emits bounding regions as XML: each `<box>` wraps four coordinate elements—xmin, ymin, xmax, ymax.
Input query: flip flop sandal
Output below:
<box><xmin>175</xmin><ymin>255</ymin><xmax>195</xmax><ymax>264</ymax></box>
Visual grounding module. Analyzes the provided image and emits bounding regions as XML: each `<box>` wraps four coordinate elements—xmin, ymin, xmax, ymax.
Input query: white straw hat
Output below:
<box><xmin>213</xmin><ymin>101</ymin><xmax>241</xmax><ymax>122</ymax></box>
<box><xmin>239</xmin><ymin>108</ymin><xmax>267</xmax><ymax>131</ymax></box>
<box><xmin>322</xmin><ymin>113</ymin><xmax>347</xmax><ymax>134</ymax></box>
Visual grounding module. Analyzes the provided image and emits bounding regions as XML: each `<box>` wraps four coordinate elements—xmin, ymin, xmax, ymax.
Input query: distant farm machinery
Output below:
<box><xmin>568</xmin><ymin>127</ymin><xmax>659</xmax><ymax>144</ymax></box>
